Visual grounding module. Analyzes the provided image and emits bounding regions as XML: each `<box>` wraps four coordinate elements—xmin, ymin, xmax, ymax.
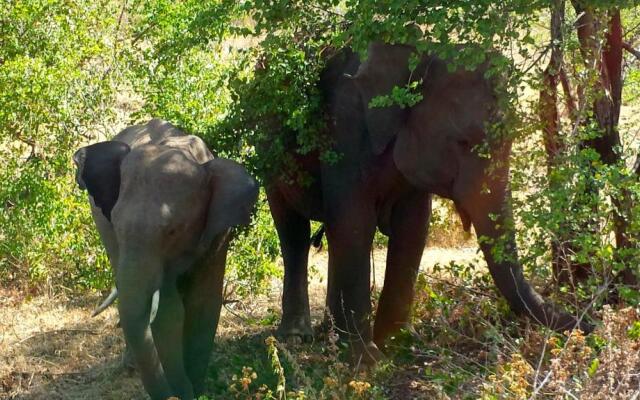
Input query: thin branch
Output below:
<box><xmin>101</xmin><ymin>0</ymin><xmax>128</xmax><ymax>80</ymax></box>
<box><xmin>623</xmin><ymin>41</ymin><xmax>640</xmax><ymax>61</ymax></box>
<box><xmin>623</xmin><ymin>19</ymin><xmax>640</xmax><ymax>39</ymax></box>
<box><xmin>306</xmin><ymin>3</ymin><xmax>345</xmax><ymax>19</ymax></box>
<box><xmin>11</xmin><ymin>370</ymin><xmax>87</xmax><ymax>377</ymax></box>
<box><xmin>520</xmin><ymin>43</ymin><xmax>552</xmax><ymax>75</ymax></box>
<box><xmin>131</xmin><ymin>22</ymin><xmax>158</xmax><ymax>46</ymax></box>
<box><xmin>559</xmin><ymin>66</ymin><xmax>577</xmax><ymax>117</ymax></box>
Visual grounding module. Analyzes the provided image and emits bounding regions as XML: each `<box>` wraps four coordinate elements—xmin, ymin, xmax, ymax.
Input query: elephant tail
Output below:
<box><xmin>310</xmin><ymin>225</ymin><xmax>325</xmax><ymax>250</ymax></box>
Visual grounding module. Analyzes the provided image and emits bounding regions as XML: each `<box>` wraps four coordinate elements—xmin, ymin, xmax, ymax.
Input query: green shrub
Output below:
<box><xmin>0</xmin><ymin>0</ymin><xmax>124</xmax><ymax>292</ymax></box>
<box><xmin>226</xmin><ymin>195</ymin><xmax>282</xmax><ymax>298</ymax></box>
<box><xmin>0</xmin><ymin>160</ymin><xmax>111</xmax><ymax>292</ymax></box>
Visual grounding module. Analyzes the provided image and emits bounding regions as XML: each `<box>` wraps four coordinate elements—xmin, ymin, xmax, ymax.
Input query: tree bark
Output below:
<box><xmin>539</xmin><ymin>0</ymin><xmax>570</xmax><ymax>283</ymax></box>
<box><xmin>571</xmin><ymin>3</ymin><xmax>637</xmax><ymax>286</ymax></box>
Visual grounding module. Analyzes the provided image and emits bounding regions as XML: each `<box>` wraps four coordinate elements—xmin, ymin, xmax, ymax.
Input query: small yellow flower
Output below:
<box><xmin>241</xmin><ymin>377</ymin><xmax>252</xmax><ymax>390</ymax></box>
<box><xmin>323</xmin><ymin>376</ymin><xmax>338</xmax><ymax>387</ymax></box>
<box><xmin>348</xmin><ymin>380</ymin><xmax>371</xmax><ymax>396</ymax></box>
<box><xmin>265</xmin><ymin>336</ymin><xmax>277</xmax><ymax>346</ymax></box>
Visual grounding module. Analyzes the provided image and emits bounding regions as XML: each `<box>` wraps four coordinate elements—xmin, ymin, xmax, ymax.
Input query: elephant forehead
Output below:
<box><xmin>157</xmin><ymin>154</ymin><xmax>199</xmax><ymax>175</ymax></box>
<box><xmin>123</xmin><ymin>145</ymin><xmax>203</xmax><ymax>179</ymax></box>
<box><xmin>116</xmin><ymin>149</ymin><xmax>206</xmax><ymax>212</ymax></box>
<box><xmin>157</xmin><ymin>135</ymin><xmax>214</xmax><ymax>164</ymax></box>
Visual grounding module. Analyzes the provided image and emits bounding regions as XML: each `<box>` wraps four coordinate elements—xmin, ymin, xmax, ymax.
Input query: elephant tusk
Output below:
<box><xmin>149</xmin><ymin>290</ymin><xmax>160</xmax><ymax>324</ymax></box>
<box><xmin>91</xmin><ymin>287</ymin><xmax>118</xmax><ymax>317</ymax></box>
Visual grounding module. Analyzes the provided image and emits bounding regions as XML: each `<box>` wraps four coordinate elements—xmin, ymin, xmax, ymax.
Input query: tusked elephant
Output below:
<box><xmin>266</xmin><ymin>42</ymin><xmax>592</xmax><ymax>361</ymax></box>
<box><xmin>74</xmin><ymin>118</ymin><xmax>258</xmax><ymax>399</ymax></box>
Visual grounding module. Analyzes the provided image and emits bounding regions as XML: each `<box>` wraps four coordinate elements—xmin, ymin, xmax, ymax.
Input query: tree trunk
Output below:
<box><xmin>570</xmin><ymin>3</ymin><xmax>637</xmax><ymax>286</ymax></box>
<box><xmin>540</xmin><ymin>0</ymin><xmax>572</xmax><ymax>283</ymax></box>
<box><xmin>604</xmin><ymin>11</ymin><xmax>637</xmax><ymax>285</ymax></box>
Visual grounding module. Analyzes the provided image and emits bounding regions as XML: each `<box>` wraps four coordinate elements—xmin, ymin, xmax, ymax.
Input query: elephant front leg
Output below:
<box><xmin>267</xmin><ymin>189</ymin><xmax>313</xmax><ymax>342</ymax></box>
<box><xmin>151</xmin><ymin>280</ymin><xmax>194</xmax><ymax>399</ymax></box>
<box><xmin>324</xmin><ymin>204</ymin><xmax>379</xmax><ymax>363</ymax></box>
<box><xmin>182</xmin><ymin>235</ymin><xmax>230</xmax><ymax>396</ymax></box>
<box><xmin>373</xmin><ymin>192</ymin><xmax>431</xmax><ymax>346</ymax></box>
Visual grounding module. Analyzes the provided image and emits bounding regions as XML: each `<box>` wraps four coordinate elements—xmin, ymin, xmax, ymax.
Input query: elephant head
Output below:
<box><xmin>74</xmin><ymin>140</ymin><xmax>258</xmax><ymax>399</ymax></box>
<box><xmin>352</xmin><ymin>42</ymin><xmax>591</xmax><ymax>332</ymax></box>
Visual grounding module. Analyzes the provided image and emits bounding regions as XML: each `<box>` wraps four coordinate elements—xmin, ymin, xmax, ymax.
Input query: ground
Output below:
<box><xmin>0</xmin><ymin>247</ymin><xmax>483</xmax><ymax>399</ymax></box>
<box><xmin>7</xmin><ymin>247</ymin><xmax>639</xmax><ymax>400</ymax></box>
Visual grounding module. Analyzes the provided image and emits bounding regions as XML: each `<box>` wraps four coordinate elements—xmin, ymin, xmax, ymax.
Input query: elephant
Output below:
<box><xmin>73</xmin><ymin>118</ymin><xmax>259</xmax><ymax>399</ymax></box>
<box><xmin>266</xmin><ymin>42</ymin><xmax>592</xmax><ymax>361</ymax></box>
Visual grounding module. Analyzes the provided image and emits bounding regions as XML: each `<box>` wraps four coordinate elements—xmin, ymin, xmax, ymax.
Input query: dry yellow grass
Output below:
<box><xmin>0</xmin><ymin>290</ymin><xmax>144</xmax><ymax>399</ymax></box>
<box><xmin>0</xmin><ymin>247</ymin><xmax>480</xmax><ymax>399</ymax></box>
<box><xmin>2</xmin><ymin>246</ymin><xmax>639</xmax><ymax>399</ymax></box>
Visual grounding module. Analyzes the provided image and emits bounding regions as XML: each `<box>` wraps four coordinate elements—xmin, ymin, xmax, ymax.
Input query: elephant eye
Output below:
<box><xmin>457</xmin><ymin>139</ymin><xmax>471</xmax><ymax>150</ymax></box>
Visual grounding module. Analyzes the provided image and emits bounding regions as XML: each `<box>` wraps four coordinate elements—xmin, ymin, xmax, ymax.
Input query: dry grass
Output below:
<box><xmin>0</xmin><ymin>289</ymin><xmax>144</xmax><ymax>399</ymax></box>
<box><xmin>0</xmin><ymin>287</ymin><xmax>282</xmax><ymax>399</ymax></box>
<box><xmin>5</xmin><ymin>247</ymin><xmax>639</xmax><ymax>399</ymax></box>
<box><xmin>0</xmin><ymin>247</ymin><xmax>481</xmax><ymax>399</ymax></box>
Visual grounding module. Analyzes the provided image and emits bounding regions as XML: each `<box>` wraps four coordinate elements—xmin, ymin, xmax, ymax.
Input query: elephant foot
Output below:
<box><xmin>350</xmin><ymin>340</ymin><xmax>385</xmax><ymax>369</ymax></box>
<box><xmin>276</xmin><ymin>315</ymin><xmax>313</xmax><ymax>344</ymax></box>
<box><xmin>538</xmin><ymin>303</ymin><xmax>594</xmax><ymax>334</ymax></box>
<box><xmin>121</xmin><ymin>346</ymin><xmax>136</xmax><ymax>372</ymax></box>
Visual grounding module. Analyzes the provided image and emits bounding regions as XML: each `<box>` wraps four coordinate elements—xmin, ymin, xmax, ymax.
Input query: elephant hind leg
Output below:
<box><xmin>267</xmin><ymin>188</ymin><xmax>313</xmax><ymax>342</ymax></box>
<box><xmin>373</xmin><ymin>192</ymin><xmax>431</xmax><ymax>346</ymax></box>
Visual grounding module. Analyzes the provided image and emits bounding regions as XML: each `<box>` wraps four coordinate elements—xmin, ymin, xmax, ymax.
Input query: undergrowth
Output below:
<box><xmin>203</xmin><ymin>267</ymin><xmax>639</xmax><ymax>399</ymax></box>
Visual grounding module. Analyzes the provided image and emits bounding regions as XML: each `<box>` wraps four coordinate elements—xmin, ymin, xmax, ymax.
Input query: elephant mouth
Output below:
<box><xmin>425</xmin><ymin>177</ymin><xmax>456</xmax><ymax>201</ymax></box>
<box><xmin>391</xmin><ymin>145</ymin><xmax>457</xmax><ymax>198</ymax></box>
<box><xmin>453</xmin><ymin>201</ymin><xmax>472</xmax><ymax>232</ymax></box>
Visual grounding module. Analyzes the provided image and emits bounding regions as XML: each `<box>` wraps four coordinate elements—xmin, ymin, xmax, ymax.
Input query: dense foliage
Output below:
<box><xmin>2</xmin><ymin>0</ymin><xmax>640</xmax><ymax>297</ymax></box>
<box><xmin>2</xmin><ymin>0</ymin><xmax>640</xmax><ymax>396</ymax></box>
<box><xmin>0</xmin><ymin>0</ymin><xmax>125</xmax><ymax>291</ymax></box>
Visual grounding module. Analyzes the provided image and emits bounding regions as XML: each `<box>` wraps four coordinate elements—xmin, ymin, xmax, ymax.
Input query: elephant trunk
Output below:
<box><xmin>464</xmin><ymin>187</ymin><xmax>592</xmax><ymax>333</ymax></box>
<box><xmin>117</xmin><ymin>258</ymin><xmax>173</xmax><ymax>400</ymax></box>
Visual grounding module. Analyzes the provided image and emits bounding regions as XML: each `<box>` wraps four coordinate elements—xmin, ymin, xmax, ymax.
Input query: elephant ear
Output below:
<box><xmin>352</xmin><ymin>42</ymin><xmax>419</xmax><ymax>155</ymax></box>
<box><xmin>73</xmin><ymin>141</ymin><xmax>130</xmax><ymax>221</ymax></box>
<box><xmin>198</xmin><ymin>158</ymin><xmax>259</xmax><ymax>255</ymax></box>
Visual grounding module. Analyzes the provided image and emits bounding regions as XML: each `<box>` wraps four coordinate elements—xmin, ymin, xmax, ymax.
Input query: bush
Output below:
<box><xmin>0</xmin><ymin>0</ymin><xmax>285</xmax><ymax>297</ymax></box>
<box><xmin>0</xmin><ymin>159</ymin><xmax>112</xmax><ymax>292</ymax></box>
<box><xmin>0</xmin><ymin>0</ymin><xmax>124</xmax><ymax>292</ymax></box>
<box><xmin>226</xmin><ymin>195</ymin><xmax>282</xmax><ymax>299</ymax></box>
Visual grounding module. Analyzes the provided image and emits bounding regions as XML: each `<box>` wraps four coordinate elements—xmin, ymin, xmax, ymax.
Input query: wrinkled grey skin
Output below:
<box><xmin>74</xmin><ymin>119</ymin><xmax>258</xmax><ymax>399</ymax></box>
<box><xmin>268</xmin><ymin>43</ymin><xmax>590</xmax><ymax>362</ymax></box>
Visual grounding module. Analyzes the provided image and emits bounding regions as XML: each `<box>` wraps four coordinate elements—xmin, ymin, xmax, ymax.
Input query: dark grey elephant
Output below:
<box><xmin>267</xmin><ymin>43</ymin><xmax>591</xmax><ymax>361</ymax></box>
<box><xmin>74</xmin><ymin>119</ymin><xmax>258</xmax><ymax>399</ymax></box>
